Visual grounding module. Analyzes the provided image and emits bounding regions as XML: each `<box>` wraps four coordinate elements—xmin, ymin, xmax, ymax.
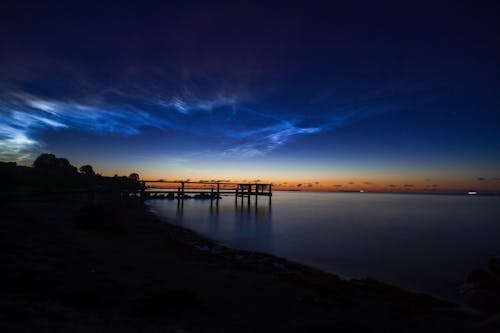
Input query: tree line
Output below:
<box><xmin>0</xmin><ymin>153</ymin><xmax>142</xmax><ymax>191</ymax></box>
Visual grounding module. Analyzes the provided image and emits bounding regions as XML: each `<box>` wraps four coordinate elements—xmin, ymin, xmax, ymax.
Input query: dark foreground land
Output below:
<box><xmin>0</xmin><ymin>195</ymin><xmax>493</xmax><ymax>332</ymax></box>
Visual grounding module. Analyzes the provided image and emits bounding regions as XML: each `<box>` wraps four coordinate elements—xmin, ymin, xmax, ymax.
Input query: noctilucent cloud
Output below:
<box><xmin>1</xmin><ymin>2</ymin><xmax>499</xmax><ymax>192</ymax></box>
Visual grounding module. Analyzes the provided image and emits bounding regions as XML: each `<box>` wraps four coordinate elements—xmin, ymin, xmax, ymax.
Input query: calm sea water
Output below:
<box><xmin>147</xmin><ymin>191</ymin><xmax>500</xmax><ymax>300</ymax></box>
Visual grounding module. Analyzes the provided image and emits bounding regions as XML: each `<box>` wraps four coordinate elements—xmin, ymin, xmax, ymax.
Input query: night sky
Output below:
<box><xmin>1</xmin><ymin>1</ymin><xmax>499</xmax><ymax>192</ymax></box>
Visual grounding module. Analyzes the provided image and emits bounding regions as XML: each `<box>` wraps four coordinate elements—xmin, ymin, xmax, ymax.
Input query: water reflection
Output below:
<box><xmin>151</xmin><ymin>197</ymin><xmax>274</xmax><ymax>250</ymax></box>
<box><xmin>233</xmin><ymin>202</ymin><xmax>273</xmax><ymax>249</ymax></box>
<box><xmin>147</xmin><ymin>192</ymin><xmax>500</xmax><ymax>301</ymax></box>
<box><xmin>175</xmin><ymin>199</ymin><xmax>184</xmax><ymax>222</ymax></box>
<box><xmin>208</xmin><ymin>204</ymin><xmax>219</xmax><ymax>234</ymax></box>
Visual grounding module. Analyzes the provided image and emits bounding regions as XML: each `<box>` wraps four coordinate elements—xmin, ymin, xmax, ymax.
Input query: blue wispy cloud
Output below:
<box><xmin>0</xmin><ymin>89</ymin><xmax>386</xmax><ymax>162</ymax></box>
<box><xmin>157</xmin><ymin>95</ymin><xmax>237</xmax><ymax>114</ymax></box>
<box><xmin>222</xmin><ymin>121</ymin><xmax>321</xmax><ymax>158</ymax></box>
<box><xmin>0</xmin><ymin>93</ymin><xmax>171</xmax><ymax>160</ymax></box>
<box><xmin>218</xmin><ymin>105</ymin><xmax>386</xmax><ymax>158</ymax></box>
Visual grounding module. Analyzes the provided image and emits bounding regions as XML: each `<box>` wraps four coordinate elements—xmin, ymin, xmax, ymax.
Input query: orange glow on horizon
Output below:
<box><xmin>95</xmin><ymin>163</ymin><xmax>500</xmax><ymax>194</ymax></box>
<box><xmin>135</xmin><ymin>176</ymin><xmax>500</xmax><ymax>194</ymax></box>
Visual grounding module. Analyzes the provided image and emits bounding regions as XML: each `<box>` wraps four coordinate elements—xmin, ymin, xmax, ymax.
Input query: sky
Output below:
<box><xmin>1</xmin><ymin>1</ymin><xmax>499</xmax><ymax>192</ymax></box>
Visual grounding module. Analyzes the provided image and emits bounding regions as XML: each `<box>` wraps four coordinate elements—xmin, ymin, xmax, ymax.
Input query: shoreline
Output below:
<box><xmin>0</xmin><ymin>195</ymin><xmax>491</xmax><ymax>332</ymax></box>
<box><xmin>146</xmin><ymin>203</ymin><xmax>451</xmax><ymax>303</ymax></box>
<box><xmin>145</xmin><ymin>194</ymin><xmax>489</xmax><ymax>304</ymax></box>
<box><xmin>146</xmin><ymin>199</ymin><xmax>500</xmax><ymax>316</ymax></box>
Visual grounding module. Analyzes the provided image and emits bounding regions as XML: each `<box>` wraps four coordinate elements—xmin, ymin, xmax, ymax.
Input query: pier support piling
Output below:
<box><xmin>216</xmin><ymin>183</ymin><xmax>220</xmax><ymax>206</ymax></box>
<box><xmin>269</xmin><ymin>184</ymin><xmax>272</xmax><ymax>205</ymax></box>
<box><xmin>247</xmin><ymin>185</ymin><xmax>251</xmax><ymax>205</ymax></box>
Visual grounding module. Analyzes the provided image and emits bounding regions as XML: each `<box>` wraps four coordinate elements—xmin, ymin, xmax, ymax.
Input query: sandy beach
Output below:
<box><xmin>0</xmin><ymin>195</ymin><xmax>491</xmax><ymax>332</ymax></box>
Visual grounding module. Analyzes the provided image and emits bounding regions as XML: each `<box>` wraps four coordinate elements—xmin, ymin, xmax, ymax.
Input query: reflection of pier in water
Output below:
<box><xmin>141</xmin><ymin>180</ymin><xmax>272</xmax><ymax>206</ymax></box>
<box><xmin>166</xmin><ymin>194</ymin><xmax>273</xmax><ymax>248</ymax></box>
<box><xmin>145</xmin><ymin>183</ymin><xmax>274</xmax><ymax>250</ymax></box>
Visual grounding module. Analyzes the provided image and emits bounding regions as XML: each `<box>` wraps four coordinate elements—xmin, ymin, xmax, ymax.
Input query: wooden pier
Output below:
<box><xmin>140</xmin><ymin>180</ymin><xmax>272</xmax><ymax>206</ymax></box>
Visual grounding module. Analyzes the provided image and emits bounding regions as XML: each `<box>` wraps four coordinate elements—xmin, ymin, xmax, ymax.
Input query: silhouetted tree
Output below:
<box><xmin>56</xmin><ymin>158</ymin><xmax>73</xmax><ymax>170</ymax></box>
<box><xmin>80</xmin><ymin>164</ymin><xmax>95</xmax><ymax>176</ymax></box>
<box><xmin>3</xmin><ymin>154</ymin><xmax>145</xmax><ymax>192</ymax></box>
<box><xmin>33</xmin><ymin>153</ymin><xmax>57</xmax><ymax>170</ymax></box>
<box><xmin>33</xmin><ymin>153</ymin><xmax>77</xmax><ymax>174</ymax></box>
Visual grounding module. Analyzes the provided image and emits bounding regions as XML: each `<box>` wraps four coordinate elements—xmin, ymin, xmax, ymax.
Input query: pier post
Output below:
<box><xmin>269</xmin><ymin>184</ymin><xmax>272</xmax><ymax>205</ymax></box>
<box><xmin>247</xmin><ymin>184</ymin><xmax>251</xmax><ymax>205</ymax></box>
<box><xmin>177</xmin><ymin>187</ymin><xmax>181</xmax><ymax>208</ymax></box>
<box><xmin>216</xmin><ymin>183</ymin><xmax>220</xmax><ymax>206</ymax></box>
<box><xmin>235</xmin><ymin>187</ymin><xmax>238</xmax><ymax>206</ymax></box>
<box><xmin>211</xmin><ymin>187</ymin><xmax>214</xmax><ymax>206</ymax></box>
<box><xmin>181</xmin><ymin>182</ymin><xmax>185</xmax><ymax>200</ymax></box>
<box><xmin>255</xmin><ymin>184</ymin><xmax>258</xmax><ymax>205</ymax></box>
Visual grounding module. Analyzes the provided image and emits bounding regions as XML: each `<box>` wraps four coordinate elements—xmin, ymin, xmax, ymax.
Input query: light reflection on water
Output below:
<box><xmin>147</xmin><ymin>192</ymin><xmax>500</xmax><ymax>300</ymax></box>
